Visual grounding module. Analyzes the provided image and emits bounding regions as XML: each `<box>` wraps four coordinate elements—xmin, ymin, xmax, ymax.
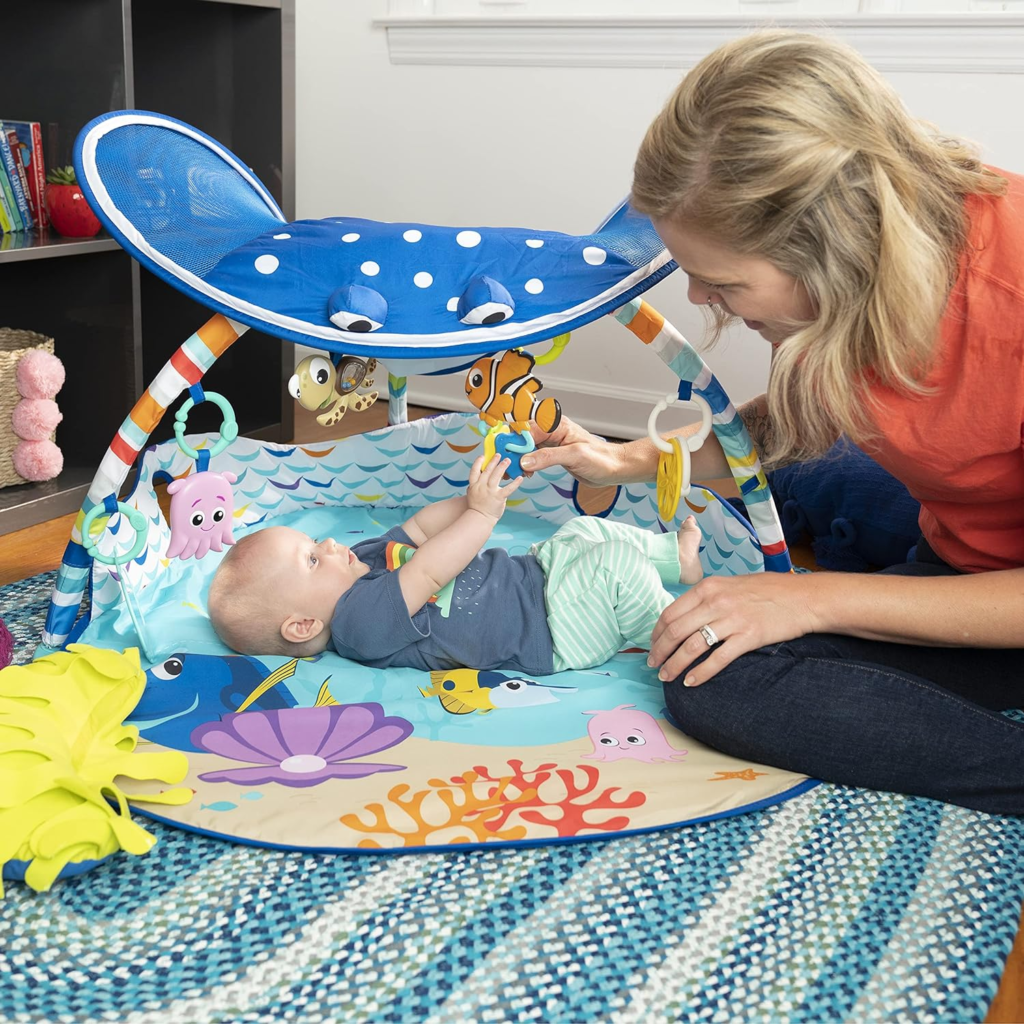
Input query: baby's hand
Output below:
<box><xmin>467</xmin><ymin>455</ymin><xmax>523</xmax><ymax>520</ymax></box>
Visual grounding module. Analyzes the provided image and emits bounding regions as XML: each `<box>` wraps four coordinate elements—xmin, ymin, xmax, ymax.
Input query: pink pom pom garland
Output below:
<box><xmin>15</xmin><ymin>350</ymin><xmax>65</xmax><ymax>400</ymax></box>
<box><xmin>13</xmin><ymin>439</ymin><xmax>63</xmax><ymax>482</ymax></box>
<box><xmin>8</xmin><ymin>349</ymin><xmax>66</xmax><ymax>483</ymax></box>
<box><xmin>11</xmin><ymin>398</ymin><xmax>62</xmax><ymax>441</ymax></box>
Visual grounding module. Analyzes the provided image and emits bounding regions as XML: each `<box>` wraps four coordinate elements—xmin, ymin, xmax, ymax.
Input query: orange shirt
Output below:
<box><xmin>863</xmin><ymin>168</ymin><xmax>1024</xmax><ymax>573</ymax></box>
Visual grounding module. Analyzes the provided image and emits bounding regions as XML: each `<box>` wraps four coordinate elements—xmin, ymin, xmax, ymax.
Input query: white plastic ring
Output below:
<box><xmin>647</xmin><ymin>391</ymin><xmax>713</xmax><ymax>496</ymax></box>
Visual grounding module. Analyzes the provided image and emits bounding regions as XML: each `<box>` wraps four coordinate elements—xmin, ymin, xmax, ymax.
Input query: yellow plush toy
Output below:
<box><xmin>0</xmin><ymin>644</ymin><xmax>192</xmax><ymax>896</ymax></box>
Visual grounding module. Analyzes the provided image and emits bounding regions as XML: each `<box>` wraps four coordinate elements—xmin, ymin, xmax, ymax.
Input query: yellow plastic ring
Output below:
<box><xmin>657</xmin><ymin>437</ymin><xmax>683</xmax><ymax>522</ymax></box>
<box><xmin>483</xmin><ymin>422</ymin><xmax>510</xmax><ymax>464</ymax></box>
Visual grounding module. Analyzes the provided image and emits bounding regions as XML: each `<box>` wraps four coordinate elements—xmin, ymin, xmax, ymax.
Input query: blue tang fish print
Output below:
<box><xmin>128</xmin><ymin>652</ymin><xmax>302</xmax><ymax>752</ymax></box>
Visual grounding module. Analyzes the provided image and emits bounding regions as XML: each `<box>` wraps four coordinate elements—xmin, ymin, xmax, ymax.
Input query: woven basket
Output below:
<box><xmin>0</xmin><ymin>328</ymin><xmax>56</xmax><ymax>489</ymax></box>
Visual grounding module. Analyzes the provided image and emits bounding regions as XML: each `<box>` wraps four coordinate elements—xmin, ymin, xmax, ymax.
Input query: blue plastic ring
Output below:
<box><xmin>82</xmin><ymin>501</ymin><xmax>149</xmax><ymax>565</ymax></box>
<box><xmin>173</xmin><ymin>390</ymin><xmax>239</xmax><ymax>460</ymax></box>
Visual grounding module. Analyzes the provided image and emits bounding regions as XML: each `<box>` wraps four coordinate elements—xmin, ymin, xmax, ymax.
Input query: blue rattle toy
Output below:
<box><xmin>482</xmin><ymin>423</ymin><xmax>536</xmax><ymax>478</ymax></box>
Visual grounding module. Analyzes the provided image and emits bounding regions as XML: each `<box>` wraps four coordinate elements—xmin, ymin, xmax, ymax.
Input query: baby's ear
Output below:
<box><xmin>281</xmin><ymin>614</ymin><xmax>324</xmax><ymax>644</ymax></box>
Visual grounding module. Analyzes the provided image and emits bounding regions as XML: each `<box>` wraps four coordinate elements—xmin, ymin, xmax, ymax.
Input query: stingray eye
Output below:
<box><xmin>625</xmin><ymin>733</ymin><xmax>647</xmax><ymax>746</ymax></box>
<box><xmin>468</xmin><ymin>370</ymin><xmax>484</xmax><ymax>389</ymax></box>
<box><xmin>151</xmin><ymin>657</ymin><xmax>184</xmax><ymax>680</ymax></box>
<box><xmin>457</xmin><ymin>275</ymin><xmax>515</xmax><ymax>326</ymax></box>
<box><xmin>287</xmin><ymin>373</ymin><xmax>301</xmax><ymax>400</ymax></box>
<box><xmin>190</xmin><ymin>511</ymin><xmax>205</xmax><ymax>528</ymax></box>
<box><xmin>328</xmin><ymin>284</ymin><xmax>388</xmax><ymax>332</ymax></box>
<box><xmin>599</xmin><ymin>735</ymin><xmax>620</xmax><ymax>747</ymax></box>
<box><xmin>212</xmin><ymin>507</ymin><xmax>226</xmax><ymax>523</ymax></box>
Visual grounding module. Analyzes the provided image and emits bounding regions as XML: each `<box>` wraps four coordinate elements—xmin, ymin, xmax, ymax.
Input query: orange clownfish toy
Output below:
<box><xmin>465</xmin><ymin>348</ymin><xmax>561</xmax><ymax>434</ymax></box>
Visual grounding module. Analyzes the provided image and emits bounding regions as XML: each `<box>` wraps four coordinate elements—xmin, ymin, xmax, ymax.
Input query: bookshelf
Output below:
<box><xmin>0</xmin><ymin>0</ymin><xmax>296</xmax><ymax>535</ymax></box>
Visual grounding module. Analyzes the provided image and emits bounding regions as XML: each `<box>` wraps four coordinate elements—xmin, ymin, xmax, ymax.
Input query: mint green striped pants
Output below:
<box><xmin>531</xmin><ymin>517</ymin><xmax>682</xmax><ymax>671</ymax></box>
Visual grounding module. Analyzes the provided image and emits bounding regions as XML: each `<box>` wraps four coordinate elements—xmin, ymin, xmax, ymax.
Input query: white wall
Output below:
<box><xmin>295</xmin><ymin>2</ymin><xmax>1024</xmax><ymax>439</ymax></box>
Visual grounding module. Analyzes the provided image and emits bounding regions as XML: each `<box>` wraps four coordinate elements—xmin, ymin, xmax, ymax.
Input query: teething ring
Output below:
<box><xmin>482</xmin><ymin>422</ymin><xmax>511</xmax><ymax>465</ymax></box>
<box><xmin>173</xmin><ymin>390</ymin><xmax>238</xmax><ymax>460</ymax></box>
<box><xmin>533</xmin><ymin>332</ymin><xmax>571</xmax><ymax>367</ymax></box>
<box><xmin>647</xmin><ymin>390</ymin><xmax>713</xmax><ymax>518</ymax></box>
<box><xmin>82</xmin><ymin>501</ymin><xmax>149</xmax><ymax>565</ymax></box>
<box><xmin>81</xmin><ymin>499</ymin><xmax>160</xmax><ymax>659</ymax></box>
<box><xmin>656</xmin><ymin>437</ymin><xmax>684</xmax><ymax>521</ymax></box>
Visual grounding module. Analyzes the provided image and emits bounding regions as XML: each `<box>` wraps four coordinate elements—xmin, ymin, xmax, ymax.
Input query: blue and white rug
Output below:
<box><xmin>2</xmin><ymin>571</ymin><xmax>1023</xmax><ymax>1023</ymax></box>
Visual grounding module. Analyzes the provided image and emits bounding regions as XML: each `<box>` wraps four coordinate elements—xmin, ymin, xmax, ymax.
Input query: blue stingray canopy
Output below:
<box><xmin>74</xmin><ymin>111</ymin><xmax>677</xmax><ymax>360</ymax></box>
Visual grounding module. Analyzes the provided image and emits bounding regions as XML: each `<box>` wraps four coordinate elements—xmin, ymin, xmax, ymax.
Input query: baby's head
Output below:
<box><xmin>208</xmin><ymin>526</ymin><xmax>369</xmax><ymax>656</ymax></box>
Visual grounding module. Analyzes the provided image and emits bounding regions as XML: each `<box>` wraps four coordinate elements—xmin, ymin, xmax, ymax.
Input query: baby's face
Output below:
<box><xmin>257</xmin><ymin>526</ymin><xmax>370</xmax><ymax>629</ymax></box>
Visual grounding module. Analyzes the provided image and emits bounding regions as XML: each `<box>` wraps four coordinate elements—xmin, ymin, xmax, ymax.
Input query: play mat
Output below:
<box><xmin>63</xmin><ymin>412</ymin><xmax>814</xmax><ymax>853</ymax></box>
<box><xmin>5</xmin><ymin>109</ymin><xmax>812</xmax><ymax>886</ymax></box>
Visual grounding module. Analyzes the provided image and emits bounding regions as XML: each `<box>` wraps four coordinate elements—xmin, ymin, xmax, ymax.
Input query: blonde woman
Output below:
<box><xmin>520</xmin><ymin>31</ymin><xmax>1024</xmax><ymax>814</ymax></box>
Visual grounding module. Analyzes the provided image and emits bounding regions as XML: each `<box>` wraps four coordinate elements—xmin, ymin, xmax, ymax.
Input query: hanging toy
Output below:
<box><xmin>481</xmin><ymin>423</ymin><xmax>536</xmax><ymax>479</ymax></box>
<box><xmin>464</xmin><ymin>347</ymin><xmax>561</xmax><ymax>434</ymax></box>
<box><xmin>465</xmin><ymin>342</ymin><xmax>567</xmax><ymax>479</ymax></box>
<box><xmin>81</xmin><ymin>497</ymin><xmax>163</xmax><ymax>661</ymax></box>
<box><xmin>648</xmin><ymin>382</ymin><xmax>713</xmax><ymax>522</ymax></box>
<box><xmin>289</xmin><ymin>354</ymin><xmax>378</xmax><ymax>427</ymax></box>
<box><xmin>166</xmin><ymin>387</ymin><xmax>239</xmax><ymax>561</ymax></box>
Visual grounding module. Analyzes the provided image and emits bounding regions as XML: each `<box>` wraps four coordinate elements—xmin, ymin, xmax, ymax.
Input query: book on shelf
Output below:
<box><xmin>8</xmin><ymin>129</ymin><xmax>34</xmax><ymax>226</ymax></box>
<box><xmin>0</xmin><ymin>156</ymin><xmax>22</xmax><ymax>232</ymax></box>
<box><xmin>0</xmin><ymin>124</ymin><xmax>33</xmax><ymax>230</ymax></box>
<box><xmin>1</xmin><ymin>120</ymin><xmax>46</xmax><ymax>228</ymax></box>
<box><xmin>0</xmin><ymin>164</ymin><xmax>11</xmax><ymax>234</ymax></box>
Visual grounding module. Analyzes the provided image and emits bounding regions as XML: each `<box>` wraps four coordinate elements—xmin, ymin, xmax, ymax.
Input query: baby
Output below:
<box><xmin>208</xmin><ymin>454</ymin><xmax>704</xmax><ymax>674</ymax></box>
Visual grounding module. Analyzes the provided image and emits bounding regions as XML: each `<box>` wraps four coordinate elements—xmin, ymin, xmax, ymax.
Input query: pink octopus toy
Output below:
<box><xmin>166</xmin><ymin>470</ymin><xmax>238</xmax><ymax>560</ymax></box>
<box><xmin>581</xmin><ymin>704</ymin><xmax>688</xmax><ymax>763</ymax></box>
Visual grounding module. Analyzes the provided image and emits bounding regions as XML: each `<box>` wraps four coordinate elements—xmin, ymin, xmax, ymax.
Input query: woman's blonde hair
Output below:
<box><xmin>632</xmin><ymin>30</ymin><xmax>1006</xmax><ymax>467</ymax></box>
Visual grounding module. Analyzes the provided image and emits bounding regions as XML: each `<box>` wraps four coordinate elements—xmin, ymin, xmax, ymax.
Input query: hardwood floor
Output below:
<box><xmin>0</xmin><ymin>403</ymin><xmax>1020</xmax><ymax>1020</ymax></box>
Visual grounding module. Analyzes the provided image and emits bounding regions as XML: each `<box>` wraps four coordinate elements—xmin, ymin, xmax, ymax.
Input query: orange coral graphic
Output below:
<box><xmin>340</xmin><ymin>760</ymin><xmax>645</xmax><ymax>848</ymax></box>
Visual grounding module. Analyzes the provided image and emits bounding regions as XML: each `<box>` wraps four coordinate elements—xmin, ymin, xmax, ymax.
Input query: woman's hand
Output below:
<box><xmin>647</xmin><ymin>572</ymin><xmax>825</xmax><ymax>686</ymax></box>
<box><xmin>466</xmin><ymin>454</ymin><xmax>521</xmax><ymax>520</ymax></box>
<box><xmin>519</xmin><ymin>416</ymin><xmax>628</xmax><ymax>486</ymax></box>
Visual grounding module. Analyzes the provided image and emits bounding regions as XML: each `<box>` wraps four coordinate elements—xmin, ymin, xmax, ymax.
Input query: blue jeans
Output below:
<box><xmin>664</xmin><ymin>540</ymin><xmax>1024</xmax><ymax>814</ymax></box>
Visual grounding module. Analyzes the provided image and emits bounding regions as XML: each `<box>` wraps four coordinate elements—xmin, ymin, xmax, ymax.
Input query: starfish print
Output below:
<box><xmin>709</xmin><ymin>768</ymin><xmax>768</xmax><ymax>782</ymax></box>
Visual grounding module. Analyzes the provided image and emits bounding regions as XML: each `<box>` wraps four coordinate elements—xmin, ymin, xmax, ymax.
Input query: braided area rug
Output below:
<box><xmin>3</xmin><ymin>572</ymin><xmax>1023</xmax><ymax>1023</ymax></box>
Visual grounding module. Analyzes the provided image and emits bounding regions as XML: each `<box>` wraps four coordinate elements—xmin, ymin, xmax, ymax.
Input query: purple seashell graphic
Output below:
<box><xmin>191</xmin><ymin>703</ymin><xmax>414</xmax><ymax>787</ymax></box>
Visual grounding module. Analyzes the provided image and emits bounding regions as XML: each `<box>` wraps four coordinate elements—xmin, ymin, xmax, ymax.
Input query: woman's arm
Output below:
<box><xmin>810</xmin><ymin>566</ymin><xmax>1024</xmax><ymax>647</ymax></box>
<box><xmin>521</xmin><ymin>414</ymin><xmax>731</xmax><ymax>484</ymax></box>
<box><xmin>521</xmin><ymin>394</ymin><xmax>784</xmax><ymax>484</ymax></box>
<box><xmin>647</xmin><ymin>566</ymin><xmax>1024</xmax><ymax>687</ymax></box>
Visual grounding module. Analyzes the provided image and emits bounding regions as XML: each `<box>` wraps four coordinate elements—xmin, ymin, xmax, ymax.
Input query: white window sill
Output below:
<box><xmin>373</xmin><ymin>13</ymin><xmax>1024</xmax><ymax>72</ymax></box>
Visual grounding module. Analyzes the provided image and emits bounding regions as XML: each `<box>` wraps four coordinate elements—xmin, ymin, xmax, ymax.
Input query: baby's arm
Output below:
<box><xmin>398</xmin><ymin>455</ymin><xmax>521</xmax><ymax>615</ymax></box>
<box><xmin>402</xmin><ymin>496</ymin><xmax>470</xmax><ymax>547</ymax></box>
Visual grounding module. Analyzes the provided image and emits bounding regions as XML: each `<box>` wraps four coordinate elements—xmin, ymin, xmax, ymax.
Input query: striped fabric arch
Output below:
<box><xmin>41</xmin><ymin>300</ymin><xmax>789</xmax><ymax>653</ymax></box>
<box><xmin>612</xmin><ymin>298</ymin><xmax>791</xmax><ymax>573</ymax></box>
<box><xmin>41</xmin><ymin>314</ymin><xmax>249</xmax><ymax>651</ymax></box>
